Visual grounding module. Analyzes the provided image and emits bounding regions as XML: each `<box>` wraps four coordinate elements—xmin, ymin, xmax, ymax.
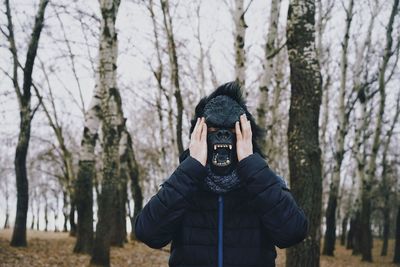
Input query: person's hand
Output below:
<box><xmin>189</xmin><ymin>117</ymin><xmax>207</xmax><ymax>166</ymax></box>
<box><xmin>235</xmin><ymin>114</ymin><xmax>253</xmax><ymax>161</ymax></box>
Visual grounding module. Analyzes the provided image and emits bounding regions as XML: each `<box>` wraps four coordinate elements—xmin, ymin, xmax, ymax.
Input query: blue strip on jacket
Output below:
<box><xmin>218</xmin><ymin>195</ymin><xmax>224</xmax><ymax>267</ymax></box>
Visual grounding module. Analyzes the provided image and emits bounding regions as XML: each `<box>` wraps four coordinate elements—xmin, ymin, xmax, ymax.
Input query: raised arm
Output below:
<box><xmin>134</xmin><ymin>118</ymin><xmax>208</xmax><ymax>248</ymax></box>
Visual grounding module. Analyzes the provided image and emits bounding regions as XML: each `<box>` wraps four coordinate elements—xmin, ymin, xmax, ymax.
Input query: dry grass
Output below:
<box><xmin>0</xmin><ymin>229</ymin><xmax>398</xmax><ymax>266</ymax></box>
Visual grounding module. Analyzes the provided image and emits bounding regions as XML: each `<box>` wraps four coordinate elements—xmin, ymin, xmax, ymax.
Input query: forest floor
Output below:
<box><xmin>0</xmin><ymin>229</ymin><xmax>398</xmax><ymax>267</ymax></box>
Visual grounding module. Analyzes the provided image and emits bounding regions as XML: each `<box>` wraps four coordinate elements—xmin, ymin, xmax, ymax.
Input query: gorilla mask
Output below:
<box><xmin>203</xmin><ymin>95</ymin><xmax>245</xmax><ymax>175</ymax></box>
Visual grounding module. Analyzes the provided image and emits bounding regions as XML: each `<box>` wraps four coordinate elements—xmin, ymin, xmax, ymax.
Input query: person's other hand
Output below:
<box><xmin>236</xmin><ymin>114</ymin><xmax>253</xmax><ymax>161</ymax></box>
<box><xmin>189</xmin><ymin>117</ymin><xmax>207</xmax><ymax>166</ymax></box>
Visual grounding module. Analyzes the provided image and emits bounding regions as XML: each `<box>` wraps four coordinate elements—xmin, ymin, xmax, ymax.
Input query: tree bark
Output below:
<box><xmin>91</xmin><ymin>0</ymin><xmax>122</xmax><ymax>265</ymax></box>
<box><xmin>286</xmin><ymin>1</ymin><xmax>322</xmax><ymax>266</ymax></box>
<box><xmin>233</xmin><ymin>0</ymin><xmax>247</xmax><ymax>90</ymax></box>
<box><xmin>4</xmin><ymin>0</ymin><xmax>49</xmax><ymax>247</ymax></box>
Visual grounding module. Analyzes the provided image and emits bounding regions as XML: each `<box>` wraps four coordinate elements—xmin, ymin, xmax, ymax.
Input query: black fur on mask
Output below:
<box><xmin>179</xmin><ymin>81</ymin><xmax>266</xmax><ymax>171</ymax></box>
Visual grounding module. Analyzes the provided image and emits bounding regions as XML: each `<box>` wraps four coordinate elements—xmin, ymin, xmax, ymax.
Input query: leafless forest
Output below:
<box><xmin>0</xmin><ymin>0</ymin><xmax>399</xmax><ymax>266</ymax></box>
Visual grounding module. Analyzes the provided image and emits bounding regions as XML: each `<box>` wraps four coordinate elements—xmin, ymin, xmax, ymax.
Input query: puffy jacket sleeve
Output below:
<box><xmin>134</xmin><ymin>156</ymin><xmax>207</xmax><ymax>249</ymax></box>
<box><xmin>237</xmin><ymin>153</ymin><xmax>309</xmax><ymax>249</ymax></box>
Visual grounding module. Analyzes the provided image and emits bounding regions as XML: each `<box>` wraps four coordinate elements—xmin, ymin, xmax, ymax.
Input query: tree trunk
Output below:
<box><xmin>341</xmin><ymin>215</ymin><xmax>348</xmax><ymax>246</ymax></box>
<box><xmin>322</xmin><ymin>0</ymin><xmax>353</xmax><ymax>256</ymax></box>
<box><xmin>44</xmin><ymin>199</ymin><xmax>48</xmax><ymax>232</ymax></box>
<box><xmin>346</xmin><ymin>214</ymin><xmax>355</xmax><ymax>250</ymax></box>
<box><xmin>286</xmin><ymin>1</ymin><xmax>323</xmax><ymax>266</ymax></box>
<box><xmin>360</xmin><ymin>0</ymin><xmax>399</xmax><ymax>261</ymax></box>
<box><xmin>5</xmin><ymin>0</ymin><xmax>49</xmax><ymax>247</ymax></box>
<box><xmin>91</xmin><ymin>0</ymin><xmax>122</xmax><ymax>265</ymax></box>
<box><xmin>381</xmin><ymin>206</ymin><xmax>390</xmax><ymax>256</ymax></box>
<box><xmin>394</xmin><ymin>206</ymin><xmax>400</xmax><ymax>263</ymax></box>
<box><xmin>63</xmin><ymin>190</ymin><xmax>69</xmax><ymax>232</ymax></box>
<box><xmin>257</xmin><ymin>0</ymin><xmax>280</xmax><ymax>156</ymax></box>
<box><xmin>233</xmin><ymin>0</ymin><xmax>246</xmax><ymax>90</ymax></box>
<box><xmin>74</xmin><ymin>161</ymin><xmax>95</xmax><ymax>253</ymax></box>
<box><xmin>69</xmin><ymin>201</ymin><xmax>77</xmax><ymax>236</ymax></box>
<box><xmin>124</xmin><ymin>131</ymin><xmax>143</xmax><ymax>241</ymax></box>
<box><xmin>160</xmin><ymin>0</ymin><xmax>184</xmax><ymax>156</ymax></box>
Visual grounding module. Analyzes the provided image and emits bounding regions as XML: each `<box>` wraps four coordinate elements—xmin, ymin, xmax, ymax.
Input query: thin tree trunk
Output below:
<box><xmin>394</xmin><ymin>206</ymin><xmax>400</xmax><ymax>263</ymax></box>
<box><xmin>118</xmin><ymin>129</ymin><xmax>142</xmax><ymax>242</ymax></box>
<box><xmin>381</xmin><ymin>85</ymin><xmax>400</xmax><ymax>256</ymax></box>
<box><xmin>91</xmin><ymin>0</ymin><xmax>122</xmax><ymax>265</ymax></box>
<box><xmin>361</xmin><ymin>0</ymin><xmax>399</xmax><ymax>261</ymax></box>
<box><xmin>322</xmin><ymin>0</ymin><xmax>353</xmax><ymax>256</ymax></box>
<box><xmin>160</xmin><ymin>0</ymin><xmax>184</xmax><ymax>156</ymax></box>
<box><xmin>381</xmin><ymin>206</ymin><xmax>390</xmax><ymax>256</ymax></box>
<box><xmin>62</xmin><ymin>190</ymin><xmax>68</xmax><ymax>232</ymax></box>
<box><xmin>4</xmin><ymin>0</ymin><xmax>49</xmax><ymax>247</ymax></box>
<box><xmin>4</xmin><ymin>183</ymin><xmax>10</xmax><ymax>229</ymax></box>
<box><xmin>44</xmin><ymin>198</ymin><xmax>48</xmax><ymax>232</ymax></box>
<box><xmin>257</xmin><ymin>0</ymin><xmax>280</xmax><ymax>155</ymax></box>
<box><xmin>233</xmin><ymin>0</ymin><xmax>246</xmax><ymax>90</ymax></box>
<box><xmin>341</xmin><ymin>216</ymin><xmax>348</xmax><ymax>246</ymax></box>
<box><xmin>286</xmin><ymin>1</ymin><xmax>323</xmax><ymax>266</ymax></box>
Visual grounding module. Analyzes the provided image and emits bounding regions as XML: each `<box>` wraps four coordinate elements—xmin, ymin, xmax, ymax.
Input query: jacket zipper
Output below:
<box><xmin>218</xmin><ymin>195</ymin><xmax>224</xmax><ymax>267</ymax></box>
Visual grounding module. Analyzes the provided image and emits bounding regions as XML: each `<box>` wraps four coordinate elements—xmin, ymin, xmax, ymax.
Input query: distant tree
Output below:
<box><xmin>2</xmin><ymin>0</ymin><xmax>49</xmax><ymax>247</ymax></box>
<box><xmin>394</xmin><ymin>205</ymin><xmax>400</xmax><ymax>263</ymax></box>
<box><xmin>322</xmin><ymin>0</ymin><xmax>354</xmax><ymax>256</ymax></box>
<box><xmin>257</xmin><ymin>0</ymin><xmax>281</xmax><ymax>155</ymax></box>
<box><xmin>160</xmin><ymin>0</ymin><xmax>184</xmax><ymax>156</ymax></box>
<box><xmin>360</xmin><ymin>0</ymin><xmax>399</xmax><ymax>261</ymax></box>
<box><xmin>286</xmin><ymin>0</ymin><xmax>323</xmax><ymax>266</ymax></box>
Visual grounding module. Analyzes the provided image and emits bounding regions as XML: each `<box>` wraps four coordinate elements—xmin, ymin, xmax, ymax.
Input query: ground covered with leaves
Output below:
<box><xmin>0</xmin><ymin>229</ymin><xmax>397</xmax><ymax>266</ymax></box>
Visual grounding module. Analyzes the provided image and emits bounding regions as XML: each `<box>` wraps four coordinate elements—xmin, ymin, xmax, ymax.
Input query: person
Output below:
<box><xmin>134</xmin><ymin>82</ymin><xmax>308</xmax><ymax>267</ymax></box>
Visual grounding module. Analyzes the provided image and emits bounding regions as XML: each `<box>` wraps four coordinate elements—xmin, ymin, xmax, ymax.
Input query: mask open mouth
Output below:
<box><xmin>212</xmin><ymin>143</ymin><xmax>233</xmax><ymax>167</ymax></box>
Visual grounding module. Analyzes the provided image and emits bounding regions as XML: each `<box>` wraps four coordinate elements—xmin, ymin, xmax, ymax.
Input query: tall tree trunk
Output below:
<box><xmin>257</xmin><ymin>0</ymin><xmax>280</xmax><ymax>155</ymax></box>
<box><xmin>360</xmin><ymin>0</ymin><xmax>399</xmax><ymax>261</ymax></box>
<box><xmin>322</xmin><ymin>0</ymin><xmax>353</xmax><ymax>256</ymax></box>
<box><xmin>286</xmin><ymin>1</ymin><xmax>322</xmax><ymax>266</ymax></box>
<box><xmin>233</xmin><ymin>0</ymin><xmax>247</xmax><ymax>90</ymax></box>
<box><xmin>118</xmin><ymin>129</ymin><xmax>142</xmax><ymax>242</ymax></box>
<box><xmin>4</xmin><ymin>0</ymin><xmax>49</xmax><ymax>247</ymax></box>
<box><xmin>394</xmin><ymin>206</ymin><xmax>400</xmax><ymax>263</ymax></box>
<box><xmin>160</xmin><ymin>0</ymin><xmax>184</xmax><ymax>156</ymax></box>
<box><xmin>91</xmin><ymin>0</ymin><xmax>122</xmax><ymax>265</ymax></box>
<box><xmin>381</xmin><ymin>87</ymin><xmax>400</xmax><ymax>256</ymax></box>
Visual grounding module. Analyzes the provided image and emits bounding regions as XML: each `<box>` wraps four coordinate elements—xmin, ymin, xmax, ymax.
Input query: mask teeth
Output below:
<box><xmin>213</xmin><ymin>144</ymin><xmax>232</xmax><ymax>150</ymax></box>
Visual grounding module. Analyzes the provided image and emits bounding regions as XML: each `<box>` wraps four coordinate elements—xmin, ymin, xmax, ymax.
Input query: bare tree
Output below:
<box><xmin>2</xmin><ymin>0</ymin><xmax>49</xmax><ymax>247</ymax></box>
<box><xmin>380</xmin><ymin>91</ymin><xmax>400</xmax><ymax>256</ymax></box>
<box><xmin>256</xmin><ymin>0</ymin><xmax>281</xmax><ymax>155</ymax></box>
<box><xmin>286</xmin><ymin>0</ymin><xmax>323</xmax><ymax>266</ymax></box>
<box><xmin>90</xmin><ymin>0</ymin><xmax>124</xmax><ymax>265</ymax></box>
<box><xmin>160</xmin><ymin>0</ymin><xmax>184</xmax><ymax>156</ymax></box>
<box><xmin>360</xmin><ymin>0</ymin><xmax>399</xmax><ymax>261</ymax></box>
<box><xmin>322</xmin><ymin>0</ymin><xmax>354</xmax><ymax>256</ymax></box>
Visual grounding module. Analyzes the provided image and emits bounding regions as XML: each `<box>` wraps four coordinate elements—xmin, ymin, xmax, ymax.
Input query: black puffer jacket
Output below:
<box><xmin>134</xmin><ymin>153</ymin><xmax>308</xmax><ymax>267</ymax></box>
